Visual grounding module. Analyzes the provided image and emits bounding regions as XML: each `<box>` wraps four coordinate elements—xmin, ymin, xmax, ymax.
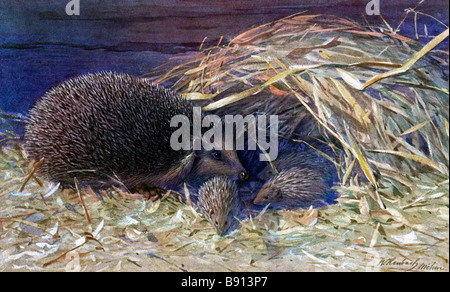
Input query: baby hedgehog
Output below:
<box><xmin>254</xmin><ymin>139</ymin><xmax>339</xmax><ymax>209</ymax></box>
<box><xmin>254</xmin><ymin>167</ymin><xmax>339</xmax><ymax>209</ymax></box>
<box><xmin>24</xmin><ymin>72</ymin><xmax>247</xmax><ymax>190</ymax></box>
<box><xmin>197</xmin><ymin>177</ymin><xmax>242</xmax><ymax>235</ymax></box>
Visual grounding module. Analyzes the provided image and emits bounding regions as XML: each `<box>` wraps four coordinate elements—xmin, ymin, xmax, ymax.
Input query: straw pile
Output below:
<box><xmin>1</xmin><ymin>13</ymin><xmax>448</xmax><ymax>271</ymax></box>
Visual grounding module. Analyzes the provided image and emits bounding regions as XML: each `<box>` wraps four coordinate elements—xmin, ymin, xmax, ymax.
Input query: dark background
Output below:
<box><xmin>0</xmin><ymin>0</ymin><xmax>448</xmax><ymax>115</ymax></box>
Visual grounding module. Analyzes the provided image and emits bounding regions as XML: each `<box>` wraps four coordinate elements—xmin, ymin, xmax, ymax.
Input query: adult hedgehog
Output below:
<box><xmin>24</xmin><ymin>72</ymin><xmax>247</xmax><ymax>190</ymax></box>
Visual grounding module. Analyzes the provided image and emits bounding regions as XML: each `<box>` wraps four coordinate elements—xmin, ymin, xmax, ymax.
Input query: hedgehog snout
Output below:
<box><xmin>253</xmin><ymin>186</ymin><xmax>270</xmax><ymax>205</ymax></box>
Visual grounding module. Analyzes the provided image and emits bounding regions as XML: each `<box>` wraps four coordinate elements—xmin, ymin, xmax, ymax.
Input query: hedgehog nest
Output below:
<box><xmin>1</xmin><ymin>14</ymin><xmax>448</xmax><ymax>271</ymax></box>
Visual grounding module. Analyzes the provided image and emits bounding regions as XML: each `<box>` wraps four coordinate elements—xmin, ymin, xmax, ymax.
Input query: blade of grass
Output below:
<box><xmin>400</xmin><ymin>120</ymin><xmax>429</xmax><ymax>136</ymax></box>
<box><xmin>19</xmin><ymin>157</ymin><xmax>44</xmax><ymax>192</ymax></box>
<box><xmin>369</xmin><ymin>149</ymin><xmax>447</xmax><ymax>175</ymax></box>
<box><xmin>345</xmin><ymin>126</ymin><xmax>377</xmax><ymax>187</ymax></box>
<box><xmin>361</xmin><ymin>28</ymin><xmax>449</xmax><ymax>89</ymax></box>
<box><xmin>74</xmin><ymin>177</ymin><xmax>92</xmax><ymax>225</ymax></box>
<box><xmin>203</xmin><ymin>67</ymin><xmax>306</xmax><ymax>111</ymax></box>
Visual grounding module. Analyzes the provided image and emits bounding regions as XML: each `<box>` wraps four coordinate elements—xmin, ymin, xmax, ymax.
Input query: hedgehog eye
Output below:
<box><xmin>239</xmin><ymin>171</ymin><xmax>249</xmax><ymax>181</ymax></box>
<box><xmin>211</xmin><ymin>150</ymin><xmax>223</xmax><ymax>160</ymax></box>
<box><xmin>214</xmin><ymin>219</ymin><xmax>219</xmax><ymax>226</ymax></box>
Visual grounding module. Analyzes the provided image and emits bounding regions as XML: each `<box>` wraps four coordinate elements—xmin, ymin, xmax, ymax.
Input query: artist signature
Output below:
<box><xmin>378</xmin><ymin>257</ymin><xmax>447</xmax><ymax>271</ymax></box>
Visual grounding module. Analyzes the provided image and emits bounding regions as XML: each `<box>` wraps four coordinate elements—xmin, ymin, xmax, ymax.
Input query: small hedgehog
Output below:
<box><xmin>253</xmin><ymin>167</ymin><xmax>339</xmax><ymax>209</ymax></box>
<box><xmin>24</xmin><ymin>72</ymin><xmax>248</xmax><ymax>190</ymax></box>
<box><xmin>257</xmin><ymin>138</ymin><xmax>336</xmax><ymax>180</ymax></box>
<box><xmin>197</xmin><ymin>177</ymin><xmax>242</xmax><ymax>235</ymax></box>
<box><xmin>253</xmin><ymin>138</ymin><xmax>339</xmax><ymax>209</ymax></box>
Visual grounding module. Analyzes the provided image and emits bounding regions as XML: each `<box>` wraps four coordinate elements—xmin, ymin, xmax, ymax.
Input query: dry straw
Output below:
<box><xmin>1</xmin><ymin>13</ymin><xmax>448</xmax><ymax>271</ymax></box>
<box><xmin>151</xmin><ymin>13</ymin><xmax>449</xmax><ymax>196</ymax></box>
